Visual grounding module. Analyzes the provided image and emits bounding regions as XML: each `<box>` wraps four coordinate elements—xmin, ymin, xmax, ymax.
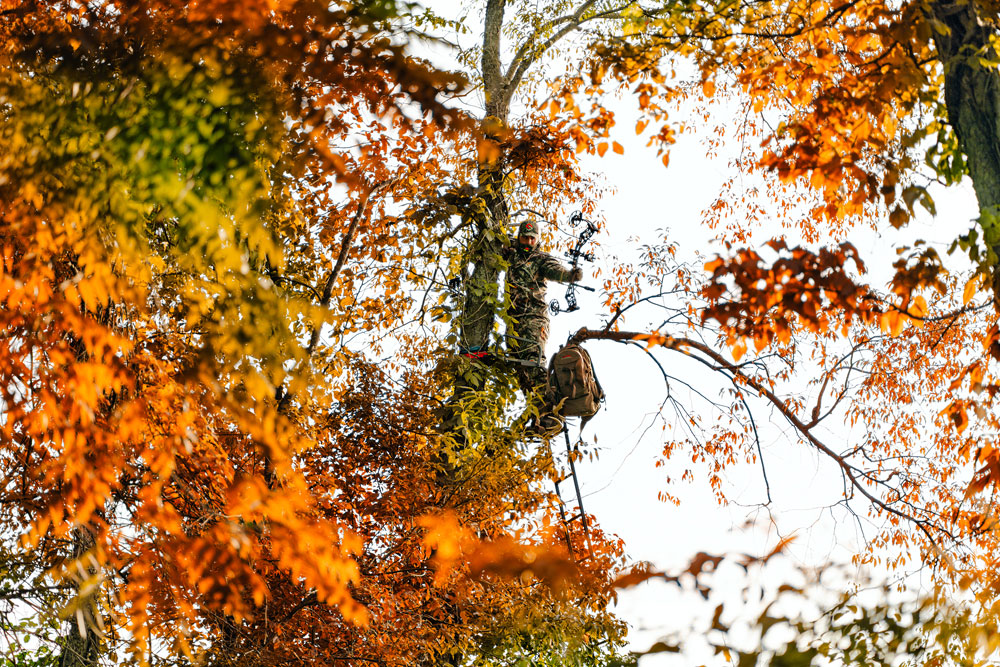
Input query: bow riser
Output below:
<box><xmin>550</xmin><ymin>212</ymin><xmax>598</xmax><ymax>316</ymax></box>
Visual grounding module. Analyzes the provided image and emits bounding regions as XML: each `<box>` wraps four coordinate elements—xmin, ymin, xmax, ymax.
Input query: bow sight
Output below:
<box><xmin>550</xmin><ymin>211</ymin><xmax>598</xmax><ymax>315</ymax></box>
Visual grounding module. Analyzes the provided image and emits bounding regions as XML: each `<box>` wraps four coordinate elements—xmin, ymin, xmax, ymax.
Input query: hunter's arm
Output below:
<box><xmin>539</xmin><ymin>253</ymin><xmax>577</xmax><ymax>282</ymax></box>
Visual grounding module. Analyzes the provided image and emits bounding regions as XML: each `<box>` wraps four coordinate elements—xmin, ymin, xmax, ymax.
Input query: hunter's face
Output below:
<box><xmin>518</xmin><ymin>234</ymin><xmax>537</xmax><ymax>250</ymax></box>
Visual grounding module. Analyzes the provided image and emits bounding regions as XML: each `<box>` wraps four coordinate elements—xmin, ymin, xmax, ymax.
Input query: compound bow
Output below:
<box><xmin>549</xmin><ymin>211</ymin><xmax>598</xmax><ymax>315</ymax></box>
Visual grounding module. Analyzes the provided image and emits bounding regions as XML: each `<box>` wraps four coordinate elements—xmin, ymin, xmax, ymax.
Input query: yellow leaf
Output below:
<box><xmin>963</xmin><ymin>276</ymin><xmax>979</xmax><ymax>305</ymax></box>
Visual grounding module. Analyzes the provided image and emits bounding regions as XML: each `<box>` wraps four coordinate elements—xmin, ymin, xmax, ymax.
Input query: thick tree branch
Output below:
<box><xmin>507</xmin><ymin>1</ymin><xmax>661</xmax><ymax>98</ymax></box>
<box><xmin>505</xmin><ymin>0</ymin><xmax>600</xmax><ymax>95</ymax></box>
<box><xmin>482</xmin><ymin>0</ymin><xmax>507</xmax><ymax>116</ymax></box>
<box><xmin>0</xmin><ymin>584</ymin><xmax>72</xmax><ymax>600</ymax></box>
<box><xmin>274</xmin><ymin>177</ymin><xmax>397</xmax><ymax>418</ymax></box>
<box><xmin>569</xmin><ymin>327</ymin><xmax>953</xmax><ymax>544</ymax></box>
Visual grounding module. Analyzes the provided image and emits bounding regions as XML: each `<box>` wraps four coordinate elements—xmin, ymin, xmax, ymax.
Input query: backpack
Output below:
<box><xmin>545</xmin><ymin>343</ymin><xmax>605</xmax><ymax>423</ymax></box>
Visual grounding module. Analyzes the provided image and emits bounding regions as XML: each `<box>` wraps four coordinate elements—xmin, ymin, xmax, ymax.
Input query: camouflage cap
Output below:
<box><xmin>517</xmin><ymin>220</ymin><xmax>541</xmax><ymax>239</ymax></box>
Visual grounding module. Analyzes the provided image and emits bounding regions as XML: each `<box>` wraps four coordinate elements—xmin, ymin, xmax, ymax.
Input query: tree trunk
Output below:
<box><xmin>58</xmin><ymin>525</ymin><xmax>102</xmax><ymax>667</ymax></box>
<box><xmin>457</xmin><ymin>0</ymin><xmax>512</xmax><ymax>355</ymax></box>
<box><xmin>931</xmin><ymin>1</ymin><xmax>1000</xmax><ymax>299</ymax></box>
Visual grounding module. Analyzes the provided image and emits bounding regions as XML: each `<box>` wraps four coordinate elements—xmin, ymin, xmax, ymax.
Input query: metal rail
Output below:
<box><xmin>552</xmin><ymin>424</ymin><xmax>593</xmax><ymax>560</ymax></box>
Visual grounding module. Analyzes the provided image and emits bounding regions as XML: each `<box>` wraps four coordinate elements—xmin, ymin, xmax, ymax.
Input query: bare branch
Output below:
<box><xmin>308</xmin><ymin>177</ymin><xmax>399</xmax><ymax>356</ymax></box>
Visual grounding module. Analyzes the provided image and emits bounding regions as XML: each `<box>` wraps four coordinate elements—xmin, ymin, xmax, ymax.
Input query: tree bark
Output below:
<box><xmin>931</xmin><ymin>1</ymin><xmax>1000</xmax><ymax>299</ymax></box>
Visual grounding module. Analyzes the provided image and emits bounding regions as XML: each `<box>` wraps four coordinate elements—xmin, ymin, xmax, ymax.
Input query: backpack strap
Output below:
<box><xmin>545</xmin><ymin>349</ymin><xmax>559</xmax><ymax>403</ymax></box>
<box><xmin>578</xmin><ymin>345</ymin><xmax>605</xmax><ymax>401</ymax></box>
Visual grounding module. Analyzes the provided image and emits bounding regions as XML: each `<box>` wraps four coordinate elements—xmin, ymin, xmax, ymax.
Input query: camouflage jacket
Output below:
<box><xmin>503</xmin><ymin>242</ymin><xmax>575</xmax><ymax>319</ymax></box>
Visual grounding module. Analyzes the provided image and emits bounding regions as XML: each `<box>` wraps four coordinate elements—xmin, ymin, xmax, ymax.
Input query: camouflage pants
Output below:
<box><xmin>508</xmin><ymin>312</ymin><xmax>548</xmax><ymax>394</ymax></box>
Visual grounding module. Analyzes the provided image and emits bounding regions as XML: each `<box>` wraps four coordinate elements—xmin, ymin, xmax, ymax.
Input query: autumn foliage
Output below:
<box><xmin>0</xmin><ymin>2</ymin><xmax>631</xmax><ymax>665</ymax></box>
<box><xmin>9</xmin><ymin>0</ymin><xmax>1000</xmax><ymax>665</ymax></box>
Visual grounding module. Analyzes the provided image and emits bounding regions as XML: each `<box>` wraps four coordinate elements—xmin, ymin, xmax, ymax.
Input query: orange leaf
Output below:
<box><xmin>612</xmin><ymin>141</ymin><xmax>624</xmax><ymax>155</ymax></box>
<box><xmin>882</xmin><ymin>311</ymin><xmax>905</xmax><ymax>336</ymax></box>
<box><xmin>888</xmin><ymin>206</ymin><xmax>908</xmax><ymax>229</ymax></box>
<box><xmin>477</xmin><ymin>138</ymin><xmax>501</xmax><ymax>163</ymax></box>
<box><xmin>703</xmin><ymin>257</ymin><xmax>724</xmax><ymax>273</ymax></box>
<box><xmin>597</xmin><ymin>142</ymin><xmax>609</xmax><ymax>157</ymax></box>
<box><xmin>954</xmin><ymin>405</ymin><xmax>969</xmax><ymax>434</ymax></box>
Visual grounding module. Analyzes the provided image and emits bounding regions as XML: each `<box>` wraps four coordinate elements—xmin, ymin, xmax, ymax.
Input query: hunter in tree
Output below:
<box><xmin>503</xmin><ymin>219</ymin><xmax>582</xmax><ymax>433</ymax></box>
